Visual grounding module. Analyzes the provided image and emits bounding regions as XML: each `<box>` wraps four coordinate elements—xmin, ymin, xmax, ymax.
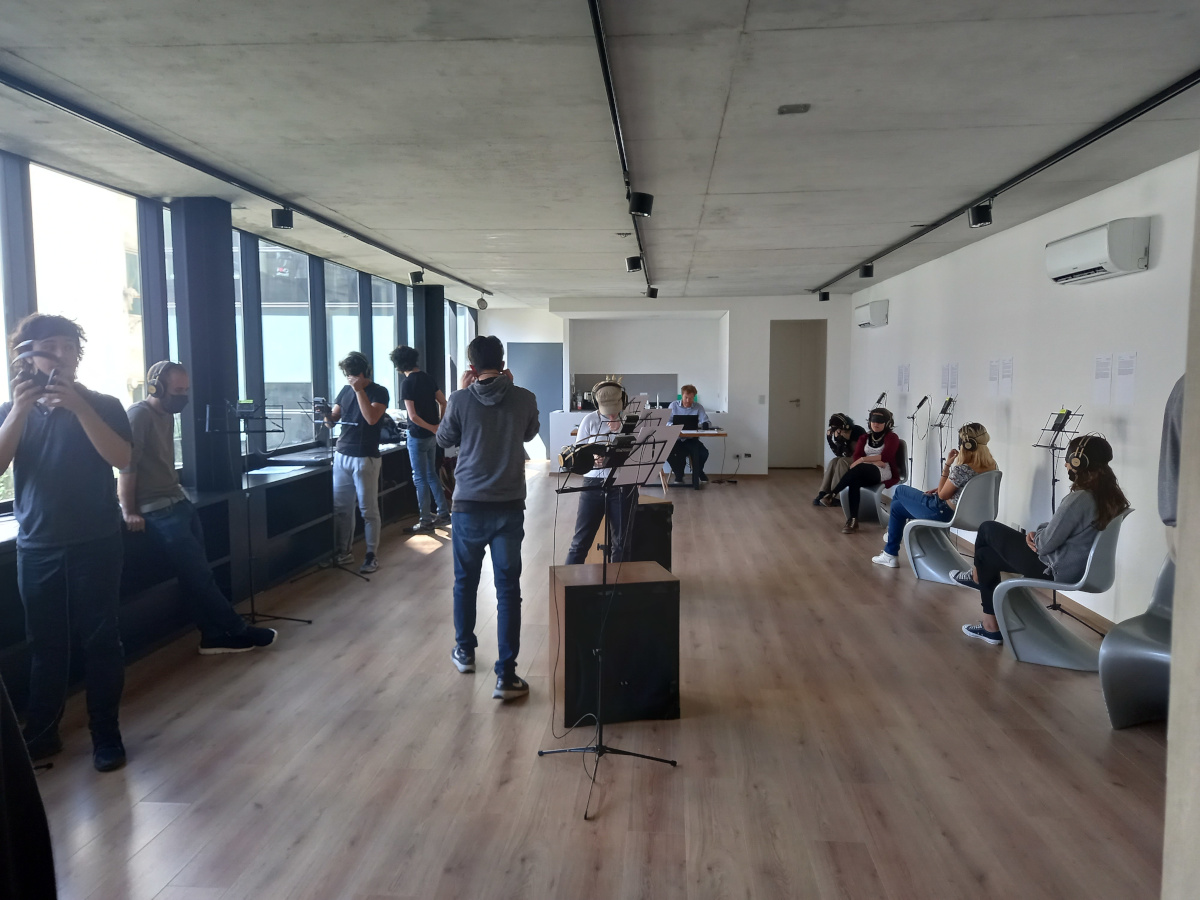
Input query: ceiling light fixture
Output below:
<box><xmin>410</xmin><ymin>269</ymin><xmax>424</xmax><ymax>284</ymax></box>
<box><xmin>271</xmin><ymin>208</ymin><xmax>293</xmax><ymax>229</ymax></box>
<box><xmin>628</xmin><ymin>192</ymin><xmax>654</xmax><ymax>217</ymax></box>
<box><xmin>477</xmin><ymin>294</ymin><xmax>488</xmax><ymax>310</ymax></box>
<box><xmin>626</xmin><ymin>256</ymin><xmax>643</xmax><ymax>273</ymax></box>
<box><xmin>859</xmin><ymin>264</ymin><xmax>874</xmax><ymax>278</ymax></box>
<box><xmin>967</xmin><ymin>200</ymin><xmax>993</xmax><ymax>228</ymax></box>
<box><xmin>647</xmin><ymin>287</ymin><xmax>658</xmax><ymax>299</ymax></box>
<box><xmin>777</xmin><ymin>103</ymin><xmax>812</xmax><ymax>115</ymax></box>
<box><xmin>819</xmin><ymin>291</ymin><xmax>830</xmax><ymax>302</ymax></box>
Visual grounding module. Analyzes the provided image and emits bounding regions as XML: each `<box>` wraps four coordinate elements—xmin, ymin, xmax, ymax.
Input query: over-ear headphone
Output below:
<box><xmin>868</xmin><ymin>407</ymin><xmax>894</xmax><ymax>430</ymax></box>
<box><xmin>958</xmin><ymin>424</ymin><xmax>988</xmax><ymax>452</ymax></box>
<box><xmin>829</xmin><ymin>413</ymin><xmax>851</xmax><ymax>431</ymax></box>
<box><xmin>592</xmin><ymin>380</ymin><xmax>628</xmax><ymax>411</ymax></box>
<box><xmin>1069</xmin><ymin>433</ymin><xmax>1098</xmax><ymax>471</ymax></box>
<box><xmin>147</xmin><ymin>361</ymin><xmax>182</xmax><ymax>397</ymax></box>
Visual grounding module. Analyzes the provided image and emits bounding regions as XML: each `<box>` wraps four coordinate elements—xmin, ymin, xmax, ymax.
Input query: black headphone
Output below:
<box><xmin>959</xmin><ymin>425</ymin><xmax>977</xmax><ymax>451</ymax></box>
<box><xmin>829</xmin><ymin>413</ymin><xmax>851</xmax><ymax>431</ymax></box>
<box><xmin>147</xmin><ymin>361</ymin><xmax>183</xmax><ymax>398</ymax></box>
<box><xmin>341</xmin><ymin>351</ymin><xmax>372</xmax><ymax>379</ymax></box>
<box><xmin>868</xmin><ymin>408</ymin><xmax>894</xmax><ymax>430</ymax></box>
<box><xmin>591</xmin><ymin>380</ymin><xmax>628</xmax><ymax>411</ymax></box>
<box><xmin>1068</xmin><ymin>433</ymin><xmax>1099</xmax><ymax>471</ymax></box>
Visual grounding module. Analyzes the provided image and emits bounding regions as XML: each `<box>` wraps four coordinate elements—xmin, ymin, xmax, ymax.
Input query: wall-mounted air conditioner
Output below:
<box><xmin>1045</xmin><ymin>217</ymin><xmax>1150</xmax><ymax>285</ymax></box>
<box><xmin>854</xmin><ymin>299</ymin><xmax>889</xmax><ymax>328</ymax></box>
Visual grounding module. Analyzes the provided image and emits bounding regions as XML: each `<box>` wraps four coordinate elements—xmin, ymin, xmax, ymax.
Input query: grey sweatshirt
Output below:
<box><xmin>436</xmin><ymin>376</ymin><xmax>540</xmax><ymax>509</ymax></box>
<box><xmin>1159</xmin><ymin>374</ymin><xmax>1184</xmax><ymax>527</ymax></box>
<box><xmin>1033</xmin><ymin>490</ymin><xmax>1101</xmax><ymax>583</ymax></box>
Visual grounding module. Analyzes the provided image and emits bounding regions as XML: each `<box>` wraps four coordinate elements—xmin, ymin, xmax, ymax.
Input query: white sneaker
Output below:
<box><xmin>871</xmin><ymin>551</ymin><xmax>899</xmax><ymax>568</ymax></box>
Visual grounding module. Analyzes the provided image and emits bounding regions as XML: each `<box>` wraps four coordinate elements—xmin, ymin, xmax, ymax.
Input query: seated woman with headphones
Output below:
<box><xmin>871</xmin><ymin>423</ymin><xmax>997</xmax><ymax>567</ymax></box>
<box><xmin>814</xmin><ymin>413</ymin><xmax>867</xmax><ymax>506</ymax></box>
<box><xmin>828</xmin><ymin>407</ymin><xmax>902</xmax><ymax>534</ymax></box>
<box><xmin>953</xmin><ymin>434</ymin><xmax>1129</xmax><ymax>645</ymax></box>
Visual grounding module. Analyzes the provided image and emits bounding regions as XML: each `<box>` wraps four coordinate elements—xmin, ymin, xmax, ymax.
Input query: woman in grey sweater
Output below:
<box><xmin>951</xmin><ymin>434</ymin><xmax>1130</xmax><ymax>645</ymax></box>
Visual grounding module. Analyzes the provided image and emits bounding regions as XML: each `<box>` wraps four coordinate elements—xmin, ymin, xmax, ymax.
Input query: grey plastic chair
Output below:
<box><xmin>840</xmin><ymin>439</ymin><xmax>908</xmax><ymax>525</ymax></box>
<box><xmin>903</xmin><ymin>469</ymin><xmax>1003</xmax><ymax>584</ymax></box>
<box><xmin>1098</xmin><ymin>555</ymin><xmax>1173</xmax><ymax>729</ymax></box>
<box><xmin>992</xmin><ymin>509</ymin><xmax>1132</xmax><ymax>671</ymax></box>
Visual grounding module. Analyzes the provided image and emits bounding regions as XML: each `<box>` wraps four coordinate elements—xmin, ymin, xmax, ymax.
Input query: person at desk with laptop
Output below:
<box><xmin>667</xmin><ymin>384</ymin><xmax>712</xmax><ymax>489</ymax></box>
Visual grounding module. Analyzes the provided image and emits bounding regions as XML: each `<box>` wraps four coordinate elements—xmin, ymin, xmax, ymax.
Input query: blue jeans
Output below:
<box><xmin>451</xmin><ymin>509</ymin><xmax>525</xmax><ymax>676</ymax></box>
<box><xmin>408</xmin><ymin>435</ymin><xmax>449</xmax><ymax>524</ymax></box>
<box><xmin>17</xmin><ymin>533</ymin><xmax>125</xmax><ymax>745</ymax></box>
<box><xmin>885</xmin><ymin>485</ymin><xmax>954</xmax><ymax>556</ymax></box>
<box><xmin>566</xmin><ymin>482</ymin><xmax>638</xmax><ymax>564</ymax></box>
<box><xmin>143</xmin><ymin>499</ymin><xmax>247</xmax><ymax>640</ymax></box>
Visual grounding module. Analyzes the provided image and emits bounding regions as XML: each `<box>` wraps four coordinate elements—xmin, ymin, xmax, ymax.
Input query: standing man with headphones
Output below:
<box><xmin>322</xmin><ymin>351</ymin><xmax>390</xmax><ymax>573</ymax></box>
<box><xmin>565</xmin><ymin>381</ymin><xmax>638</xmax><ymax>564</ymax></box>
<box><xmin>120</xmin><ymin>361</ymin><xmax>278</xmax><ymax>654</ymax></box>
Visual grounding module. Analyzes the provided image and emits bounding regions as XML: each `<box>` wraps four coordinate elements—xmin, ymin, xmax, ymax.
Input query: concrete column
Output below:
<box><xmin>1162</xmin><ymin>148</ymin><xmax>1200</xmax><ymax>898</ymax></box>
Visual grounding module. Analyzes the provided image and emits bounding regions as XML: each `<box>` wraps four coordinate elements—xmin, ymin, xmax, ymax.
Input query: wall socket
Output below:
<box><xmin>735</xmin><ymin>452</ymin><xmax>752</xmax><ymax>459</ymax></box>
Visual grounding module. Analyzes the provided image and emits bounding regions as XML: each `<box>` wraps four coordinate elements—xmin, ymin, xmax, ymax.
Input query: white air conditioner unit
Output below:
<box><xmin>854</xmin><ymin>299</ymin><xmax>889</xmax><ymax>328</ymax></box>
<box><xmin>1045</xmin><ymin>217</ymin><xmax>1150</xmax><ymax>285</ymax></box>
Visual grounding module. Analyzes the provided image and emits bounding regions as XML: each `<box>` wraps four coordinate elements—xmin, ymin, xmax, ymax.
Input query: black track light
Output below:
<box><xmin>628</xmin><ymin>192</ymin><xmax>654</xmax><ymax>217</ymax></box>
<box><xmin>647</xmin><ymin>287</ymin><xmax>658</xmax><ymax>299</ymax></box>
<box><xmin>626</xmin><ymin>256</ymin><xmax>643</xmax><ymax>273</ymax></box>
<box><xmin>968</xmin><ymin>200</ymin><xmax>993</xmax><ymax>228</ymax></box>
<box><xmin>819</xmin><ymin>291</ymin><xmax>830</xmax><ymax>302</ymax></box>
<box><xmin>859</xmin><ymin>263</ymin><xmax>874</xmax><ymax>278</ymax></box>
<box><xmin>410</xmin><ymin>269</ymin><xmax>424</xmax><ymax>284</ymax></box>
<box><xmin>271</xmin><ymin>208</ymin><xmax>293</xmax><ymax>229</ymax></box>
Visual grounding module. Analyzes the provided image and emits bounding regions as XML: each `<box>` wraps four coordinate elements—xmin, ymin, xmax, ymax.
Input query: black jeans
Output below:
<box><xmin>831</xmin><ymin>464</ymin><xmax>883</xmax><ymax>517</ymax></box>
<box><xmin>974</xmin><ymin>521</ymin><xmax>1051</xmax><ymax>615</ymax></box>
<box><xmin>667</xmin><ymin>438</ymin><xmax>709</xmax><ymax>487</ymax></box>
<box><xmin>143</xmin><ymin>499</ymin><xmax>246</xmax><ymax>640</ymax></box>
<box><xmin>17</xmin><ymin>532</ymin><xmax>125</xmax><ymax>745</ymax></box>
<box><xmin>566</xmin><ymin>482</ymin><xmax>638</xmax><ymax>564</ymax></box>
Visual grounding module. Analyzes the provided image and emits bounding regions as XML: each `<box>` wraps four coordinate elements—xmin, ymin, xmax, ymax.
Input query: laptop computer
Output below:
<box><xmin>670</xmin><ymin>414</ymin><xmax>700</xmax><ymax>430</ymax></box>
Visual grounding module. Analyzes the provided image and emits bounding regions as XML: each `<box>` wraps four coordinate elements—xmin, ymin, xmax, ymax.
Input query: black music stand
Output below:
<box><xmin>538</xmin><ymin>418</ymin><xmax>680</xmax><ymax>819</ymax></box>
<box><xmin>931</xmin><ymin>396</ymin><xmax>957</xmax><ymax>471</ymax></box>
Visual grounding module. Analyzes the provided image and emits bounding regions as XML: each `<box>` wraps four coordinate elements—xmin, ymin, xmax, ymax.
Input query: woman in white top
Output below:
<box><xmin>871</xmin><ymin>423</ymin><xmax>998</xmax><ymax>568</ymax></box>
<box><xmin>564</xmin><ymin>381</ymin><xmax>639</xmax><ymax>564</ymax></box>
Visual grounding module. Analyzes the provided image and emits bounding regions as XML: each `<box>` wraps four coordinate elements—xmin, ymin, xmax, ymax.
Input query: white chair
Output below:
<box><xmin>992</xmin><ymin>509</ymin><xmax>1132</xmax><ymax>671</ymax></box>
<box><xmin>902</xmin><ymin>470</ymin><xmax>1003</xmax><ymax>584</ymax></box>
<box><xmin>840</xmin><ymin>439</ymin><xmax>908</xmax><ymax>525</ymax></box>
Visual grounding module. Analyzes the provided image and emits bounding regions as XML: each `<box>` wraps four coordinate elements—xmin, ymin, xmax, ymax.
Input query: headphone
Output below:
<box><xmin>341</xmin><ymin>351</ymin><xmax>371</xmax><ymax>379</ymax></box>
<box><xmin>829</xmin><ymin>413</ymin><xmax>851</xmax><ymax>431</ymax></box>
<box><xmin>1068</xmin><ymin>433</ymin><xmax>1101</xmax><ymax>471</ymax></box>
<box><xmin>959</xmin><ymin>424</ymin><xmax>988</xmax><ymax>452</ymax></box>
<box><xmin>592</xmin><ymin>380</ymin><xmax>628</xmax><ymax>411</ymax></box>
<box><xmin>868</xmin><ymin>408</ymin><xmax>894</xmax><ymax>430</ymax></box>
<box><xmin>147</xmin><ymin>361</ymin><xmax>183</xmax><ymax>397</ymax></box>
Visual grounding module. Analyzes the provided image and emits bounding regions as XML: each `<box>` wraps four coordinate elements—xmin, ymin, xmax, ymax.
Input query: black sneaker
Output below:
<box><xmin>451</xmin><ymin>646</ymin><xmax>475</xmax><ymax>673</ymax></box>
<box><xmin>359</xmin><ymin>553</ymin><xmax>379</xmax><ymax>574</ymax></box>
<box><xmin>24</xmin><ymin>733</ymin><xmax>63</xmax><ymax>762</ymax></box>
<box><xmin>671</xmin><ymin>475</ymin><xmax>685</xmax><ymax>485</ymax></box>
<box><xmin>812</xmin><ymin>493</ymin><xmax>827</xmax><ymax>507</ymax></box>
<box><xmin>962</xmin><ymin>623</ymin><xmax>1003</xmax><ymax>645</ymax></box>
<box><xmin>199</xmin><ymin>627</ymin><xmax>278</xmax><ymax>655</ymax></box>
<box><xmin>431</xmin><ymin>515</ymin><xmax>452</xmax><ymax>528</ymax></box>
<box><xmin>493</xmin><ymin>672</ymin><xmax>529</xmax><ymax>700</ymax></box>
<box><xmin>93</xmin><ymin>739</ymin><xmax>126</xmax><ymax>772</ymax></box>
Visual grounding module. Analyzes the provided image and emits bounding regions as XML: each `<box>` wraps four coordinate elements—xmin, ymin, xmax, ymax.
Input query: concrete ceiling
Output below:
<box><xmin>0</xmin><ymin>0</ymin><xmax>1198</xmax><ymax>305</ymax></box>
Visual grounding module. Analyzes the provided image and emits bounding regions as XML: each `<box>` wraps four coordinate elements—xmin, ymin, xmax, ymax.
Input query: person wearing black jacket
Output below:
<box><xmin>814</xmin><ymin>413</ymin><xmax>866</xmax><ymax>506</ymax></box>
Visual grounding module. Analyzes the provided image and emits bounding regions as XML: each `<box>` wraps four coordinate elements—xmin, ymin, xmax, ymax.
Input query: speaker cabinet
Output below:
<box><xmin>584</xmin><ymin>494</ymin><xmax>673</xmax><ymax>570</ymax></box>
<box><xmin>550</xmin><ymin>562</ymin><xmax>680</xmax><ymax>726</ymax></box>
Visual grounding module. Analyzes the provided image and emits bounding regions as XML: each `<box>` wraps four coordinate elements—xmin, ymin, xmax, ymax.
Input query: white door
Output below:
<box><xmin>768</xmin><ymin>320</ymin><xmax>827</xmax><ymax>468</ymax></box>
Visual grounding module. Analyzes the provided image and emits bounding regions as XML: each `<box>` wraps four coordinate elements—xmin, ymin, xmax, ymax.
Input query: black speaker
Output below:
<box><xmin>630</xmin><ymin>497</ymin><xmax>672</xmax><ymax>571</ymax></box>
<box><xmin>561</xmin><ymin>578</ymin><xmax>679</xmax><ymax>726</ymax></box>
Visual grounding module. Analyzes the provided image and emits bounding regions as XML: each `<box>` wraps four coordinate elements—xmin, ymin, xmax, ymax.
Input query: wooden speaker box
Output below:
<box><xmin>549</xmin><ymin>562</ymin><xmax>680</xmax><ymax>727</ymax></box>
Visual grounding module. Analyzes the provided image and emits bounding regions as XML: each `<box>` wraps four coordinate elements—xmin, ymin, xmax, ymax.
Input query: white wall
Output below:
<box><xmin>568</xmin><ymin>317</ymin><xmax>724</xmax><ymax>408</ymax></box>
<box><xmin>551</xmin><ymin>294</ymin><xmax>853</xmax><ymax>476</ymax></box>
<box><xmin>478</xmin><ymin>307</ymin><xmax>564</xmax><ymax>347</ymax></box>
<box><xmin>849</xmin><ymin>152</ymin><xmax>1198</xmax><ymax>623</ymax></box>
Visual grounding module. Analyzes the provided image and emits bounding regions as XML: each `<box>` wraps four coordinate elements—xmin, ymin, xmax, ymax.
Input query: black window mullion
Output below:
<box><xmin>358</xmin><ymin>271</ymin><xmax>372</xmax><ymax>370</ymax></box>
<box><xmin>240</xmin><ymin>231</ymin><xmax>266</xmax><ymax>455</ymax></box>
<box><xmin>397</xmin><ymin>284</ymin><xmax>409</xmax><ymax>348</ymax></box>
<box><xmin>137</xmin><ymin>198</ymin><xmax>169</xmax><ymax>366</ymax></box>
<box><xmin>309</xmin><ymin>256</ymin><xmax>328</xmax><ymax>402</ymax></box>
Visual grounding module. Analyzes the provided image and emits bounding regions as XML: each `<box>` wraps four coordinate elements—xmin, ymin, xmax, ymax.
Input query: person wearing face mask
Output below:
<box><xmin>0</xmin><ymin>314</ymin><xmax>134</xmax><ymax>772</ymax></box>
<box><xmin>118</xmin><ymin>361</ymin><xmax>277</xmax><ymax>657</ymax></box>
<box><xmin>828</xmin><ymin>407</ymin><xmax>902</xmax><ymax>534</ymax></box>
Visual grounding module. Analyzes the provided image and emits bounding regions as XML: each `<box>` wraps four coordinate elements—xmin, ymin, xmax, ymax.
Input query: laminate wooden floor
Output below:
<box><xmin>38</xmin><ymin>465</ymin><xmax>1166</xmax><ymax>900</ymax></box>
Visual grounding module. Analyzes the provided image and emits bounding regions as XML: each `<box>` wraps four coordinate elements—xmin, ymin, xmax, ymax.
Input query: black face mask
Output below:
<box><xmin>162</xmin><ymin>394</ymin><xmax>189</xmax><ymax>414</ymax></box>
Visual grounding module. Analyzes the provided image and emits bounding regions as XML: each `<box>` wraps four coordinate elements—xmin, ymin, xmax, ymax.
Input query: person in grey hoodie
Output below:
<box><xmin>436</xmin><ymin>335</ymin><xmax>540</xmax><ymax>699</ymax></box>
<box><xmin>1159</xmin><ymin>373</ymin><xmax>1184</xmax><ymax>561</ymax></box>
<box><xmin>950</xmin><ymin>434</ymin><xmax>1129</xmax><ymax>646</ymax></box>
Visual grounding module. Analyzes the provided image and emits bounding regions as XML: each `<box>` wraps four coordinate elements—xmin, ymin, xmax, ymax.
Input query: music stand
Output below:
<box><xmin>931</xmin><ymin>396</ymin><xmax>957</xmax><ymax>471</ymax></box>
<box><xmin>538</xmin><ymin>420</ymin><xmax>682</xmax><ymax>818</ymax></box>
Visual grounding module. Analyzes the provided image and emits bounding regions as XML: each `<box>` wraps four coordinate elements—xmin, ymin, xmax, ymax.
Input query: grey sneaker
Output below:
<box><xmin>406</xmin><ymin>521</ymin><xmax>434</xmax><ymax>534</ymax></box>
<box><xmin>493</xmin><ymin>672</ymin><xmax>529</xmax><ymax>700</ymax></box>
<box><xmin>359</xmin><ymin>553</ymin><xmax>378</xmax><ymax>574</ymax></box>
<box><xmin>320</xmin><ymin>553</ymin><xmax>355</xmax><ymax>568</ymax></box>
<box><xmin>451</xmin><ymin>646</ymin><xmax>475</xmax><ymax>673</ymax></box>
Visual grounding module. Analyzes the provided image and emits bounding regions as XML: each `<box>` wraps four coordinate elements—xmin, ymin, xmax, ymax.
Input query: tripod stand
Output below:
<box><xmin>538</xmin><ymin>422</ymin><xmax>679</xmax><ymax>818</ymax></box>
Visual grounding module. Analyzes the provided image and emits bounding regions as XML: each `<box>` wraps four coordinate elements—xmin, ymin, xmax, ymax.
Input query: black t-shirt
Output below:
<box><xmin>0</xmin><ymin>386</ymin><xmax>133</xmax><ymax>549</ymax></box>
<box><xmin>400</xmin><ymin>370</ymin><xmax>441</xmax><ymax>440</ymax></box>
<box><xmin>334</xmin><ymin>382</ymin><xmax>390</xmax><ymax>458</ymax></box>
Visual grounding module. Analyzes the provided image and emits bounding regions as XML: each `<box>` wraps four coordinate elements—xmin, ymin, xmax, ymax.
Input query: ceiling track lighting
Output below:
<box><xmin>271</xmin><ymin>208</ymin><xmax>293</xmax><ymax>229</ymax></box>
<box><xmin>859</xmin><ymin>263</ymin><xmax>874</xmax><ymax>278</ymax></box>
<box><xmin>628</xmin><ymin>191</ymin><xmax>654</xmax><ymax>217</ymax></box>
<box><xmin>819</xmin><ymin>291</ymin><xmax>830</xmax><ymax>302</ymax></box>
<box><xmin>647</xmin><ymin>286</ymin><xmax>658</xmax><ymax>299</ymax></box>
<box><xmin>968</xmin><ymin>200</ymin><xmax>993</xmax><ymax>228</ymax></box>
<box><xmin>410</xmin><ymin>269</ymin><xmax>424</xmax><ymax>284</ymax></box>
<box><xmin>626</xmin><ymin>256</ymin><xmax>643</xmax><ymax>273</ymax></box>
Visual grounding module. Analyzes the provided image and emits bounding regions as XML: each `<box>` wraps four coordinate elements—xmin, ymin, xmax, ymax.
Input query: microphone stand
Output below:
<box><xmin>906</xmin><ymin>396</ymin><xmax>928</xmax><ymax>487</ymax></box>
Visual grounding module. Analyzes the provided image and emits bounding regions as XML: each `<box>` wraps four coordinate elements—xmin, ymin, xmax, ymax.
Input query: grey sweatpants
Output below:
<box><xmin>333</xmin><ymin>452</ymin><xmax>382</xmax><ymax>557</ymax></box>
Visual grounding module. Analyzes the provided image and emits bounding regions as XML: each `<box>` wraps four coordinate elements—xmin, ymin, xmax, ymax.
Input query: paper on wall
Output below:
<box><xmin>897</xmin><ymin>363</ymin><xmax>910</xmax><ymax>393</ymax></box>
<box><xmin>941</xmin><ymin>364</ymin><xmax>950</xmax><ymax>395</ymax></box>
<box><xmin>1093</xmin><ymin>354</ymin><xmax>1113</xmax><ymax>406</ymax></box>
<box><xmin>1115</xmin><ymin>352</ymin><xmax>1137</xmax><ymax>406</ymax></box>
<box><xmin>988</xmin><ymin>360</ymin><xmax>1000</xmax><ymax>398</ymax></box>
<box><xmin>1000</xmin><ymin>357</ymin><xmax>1014</xmax><ymax>399</ymax></box>
<box><xmin>949</xmin><ymin>363</ymin><xmax>959</xmax><ymax>395</ymax></box>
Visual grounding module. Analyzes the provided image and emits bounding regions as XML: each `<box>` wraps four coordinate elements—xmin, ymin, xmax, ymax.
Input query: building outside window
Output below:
<box><xmin>324</xmin><ymin>261</ymin><xmax>359</xmax><ymax>398</ymax></box>
<box><xmin>372</xmin><ymin>277</ymin><xmax>398</xmax><ymax>400</ymax></box>
<box><xmin>260</xmin><ymin>241</ymin><xmax>313</xmax><ymax>449</ymax></box>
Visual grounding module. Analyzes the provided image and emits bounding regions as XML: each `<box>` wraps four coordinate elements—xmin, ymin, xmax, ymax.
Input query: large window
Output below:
<box><xmin>260</xmin><ymin>241</ymin><xmax>313</xmax><ymax>449</ymax></box>
<box><xmin>29</xmin><ymin>165</ymin><xmax>144</xmax><ymax>408</ymax></box>
<box><xmin>165</xmin><ymin>207</ymin><xmax>176</xmax><ymax>359</ymax></box>
<box><xmin>324</xmin><ymin>261</ymin><xmax>359</xmax><ymax>399</ymax></box>
<box><xmin>372</xmin><ymin>277</ymin><xmax>398</xmax><ymax>401</ymax></box>
<box><xmin>0</xmin><ymin>213</ymin><xmax>9</xmax><ymax>503</ymax></box>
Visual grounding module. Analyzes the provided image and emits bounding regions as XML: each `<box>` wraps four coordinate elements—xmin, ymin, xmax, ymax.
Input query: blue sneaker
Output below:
<box><xmin>493</xmin><ymin>673</ymin><xmax>529</xmax><ymax>700</ymax></box>
<box><xmin>962</xmin><ymin>623</ymin><xmax>1003</xmax><ymax>645</ymax></box>
<box><xmin>451</xmin><ymin>646</ymin><xmax>475</xmax><ymax>673</ymax></box>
